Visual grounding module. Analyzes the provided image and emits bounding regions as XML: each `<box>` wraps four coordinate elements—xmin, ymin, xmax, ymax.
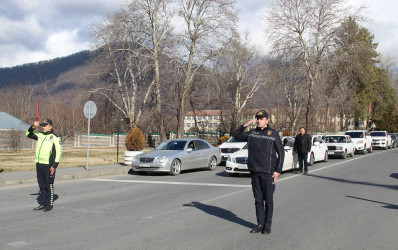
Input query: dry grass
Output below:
<box><xmin>0</xmin><ymin>147</ymin><xmax>137</xmax><ymax>172</ymax></box>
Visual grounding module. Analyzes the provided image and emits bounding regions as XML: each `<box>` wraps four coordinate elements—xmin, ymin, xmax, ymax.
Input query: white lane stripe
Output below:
<box><xmin>91</xmin><ymin>150</ymin><xmax>387</xmax><ymax>219</ymax></box>
<box><xmin>142</xmin><ymin>189</ymin><xmax>249</xmax><ymax>219</ymax></box>
<box><xmin>277</xmin><ymin>150</ymin><xmax>385</xmax><ymax>182</ymax></box>
<box><xmin>90</xmin><ymin>178</ymin><xmax>251</xmax><ymax>188</ymax></box>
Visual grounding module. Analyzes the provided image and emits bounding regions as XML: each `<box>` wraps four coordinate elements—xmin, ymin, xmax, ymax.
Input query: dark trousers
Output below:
<box><xmin>250</xmin><ymin>172</ymin><xmax>275</xmax><ymax>226</ymax></box>
<box><xmin>36</xmin><ymin>163</ymin><xmax>55</xmax><ymax>207</ymax></box>
<box><xmin>297</xmin><ymin>153</ymin><xmax>308</xmax><ymax>172</ymax></box>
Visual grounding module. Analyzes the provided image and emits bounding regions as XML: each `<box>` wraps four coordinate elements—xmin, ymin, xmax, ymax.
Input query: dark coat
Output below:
<box><xmin>233</xmin><ymin>125</ymin><xmax>284</xmax><ymax>174</ymax></box>
<box><xmin>294</xmin><ymin>133</ymin><xmax>312</xmax><ymax>154</ymax></box>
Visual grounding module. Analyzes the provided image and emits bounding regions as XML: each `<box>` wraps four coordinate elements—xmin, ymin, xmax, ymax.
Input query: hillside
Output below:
<box><xmin>0</xmin><ymin>50</ymin><xmax>91</xmax><ymax>88</ymax></box>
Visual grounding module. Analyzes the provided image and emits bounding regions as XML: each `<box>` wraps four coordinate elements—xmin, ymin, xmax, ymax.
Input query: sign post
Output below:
<box><xmin>83</xmin><ymin>101</ymin><xmax>97</xmax><ymax>170</ymax></box>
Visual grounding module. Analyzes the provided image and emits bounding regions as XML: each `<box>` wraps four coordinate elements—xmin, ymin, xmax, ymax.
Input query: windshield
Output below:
<box><xmin>226</xmin><ymin>137</ymin><xmax>245</xmax><ymax>143</ymax></box>
<box><xmin>155</xmin><ymin>140</ymin><xmax>187</xmax><ymax>150</ymax></box>
<box><xmin>370</xmin><ymin>131</ymin><xmax>386</xmax><ymax>137</ymax></box>
<box><xmin>345</xmin><ymin>132</ymin><xmax>363</xmax><ymax>138</ymax></box>
<box><xmin>324</xmin><ymin>136</ymin><xmax>347</xmax><ymax>143</ymax></box>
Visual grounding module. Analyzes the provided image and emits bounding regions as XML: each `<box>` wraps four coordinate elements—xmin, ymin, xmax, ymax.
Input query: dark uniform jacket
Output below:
<box><xmin>293</xmin><ymin>133</ymin><xmax>312</xmax><ymax>154</ymax></box>
<box><xmin>233</xmin><ymin>125</ymin><xmax>284</xmax><ymax>174</ymax></box>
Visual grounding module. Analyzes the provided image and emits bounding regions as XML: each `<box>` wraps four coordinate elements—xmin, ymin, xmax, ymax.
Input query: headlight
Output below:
<box><xmin>336</xmin><ymin>146</ymin><xmax>343</xmax><ymax>150</ymax></box>
<box><xmin>154</xmin><ymin>156</ymin><xmax>168</xmax><ymax>163</ymax></box>
<box><xmin>356</xmin><ymin>140</ymin><xmax>363</xmax><ymax>144</ymax></box>
<box><xmin>132</xmin><ymin>156</ymin><xmax>139</xmax><ymax>162</ymax></box>
<box><xmin>227</xmin><ymin>156</ymin><xmax>233</xmax><ymax>162</ymax></box>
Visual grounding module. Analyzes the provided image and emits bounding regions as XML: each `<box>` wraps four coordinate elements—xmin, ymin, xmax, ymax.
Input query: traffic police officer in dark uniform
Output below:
<box><xmin>26</xmin><ymin>119</ymin><xmax>62</xmax><ymax>212</ymax></box>
<box><xmin>233</xmin><ymin>110</ymin><xmax>284</xmax><ymax>234</ymax></box>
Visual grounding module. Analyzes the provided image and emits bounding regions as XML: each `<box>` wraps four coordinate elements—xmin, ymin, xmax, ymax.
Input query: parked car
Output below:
<box><xmin>225</xmin><ymin>137</ymin><xmax>297</xmax><ymax>176</ymax></box>
<box><xmin>130</xmin><ymin>138</ymin><xmax>221</xmax><ymax>176</ymax></box>
<box><xmin>344</xmin><ymin>130</ymin><xmax>373</xmax><ymax>154</ymax></box>
<box><xmin>322</xmin><ymin>135</ymin><xmax>355</xmax><ymax>159</ymax></box>
<box><xmin>388</xmin><ymin>133</ymin><xmax>397</xmax><ymax>148</ymax></box>
<box><xmin>218</xmin><ymin>137</ymin><xmax>247</xmax><ymax>163</ymax></box>
<box><xmin>307</xmin><ymin>136</ymin><xmax>328</xmax><ymax>165</ymax></box>
<box><xmin>370</xmin><ymin>131</ymin><xmax>392</xmax><ymax>150</ymax></box>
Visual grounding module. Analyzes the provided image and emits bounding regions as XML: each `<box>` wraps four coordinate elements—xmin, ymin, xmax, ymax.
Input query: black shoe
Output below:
<box><xmin>261</xmin><ymin>225</ymin><xmax>271</xmax><ymax>234</ymax></box>
<box><xmin>33</xmin><ymin>205</ymin><xmax>46</xmax><ymax>211</ymax></box>
<box><xmin>304</xmin><ymin>171</ymin><xmax>308</xmax><ymax>175</ymax></box>
<box><xmin>43</xmin><ymin>206</ymin><xmax>53</xmax><ymax>212</ymax></box>
<box><xmin>250</xmin><ymin>225</ymin><xmax>263</xmax><ymax>233</ymax></box>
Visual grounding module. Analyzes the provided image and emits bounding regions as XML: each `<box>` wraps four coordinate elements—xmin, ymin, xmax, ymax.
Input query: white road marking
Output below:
<box><xmin>90</xmin><ymin>178</ymin><xmax>251</xmax><ymax>188</ymax></box>
<box><xmin>142</xmin><ymin>189</ymin><xmax>249</xmax><ymax>219</ymax></box>
<box><xmin>90</xmin><ymin>150</ymin><xmax>387</xmax><ymax>219</ymax></box>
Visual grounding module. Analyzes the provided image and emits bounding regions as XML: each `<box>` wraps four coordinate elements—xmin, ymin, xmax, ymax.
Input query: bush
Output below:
<box><xmin>125</xmin><ymin>127</ymin><xmax>145</xmax><ymax>151</ymax></box>
<box><xmin>283</xmin><ymin>130</ymin><xmax>292</xmax><ymax>136</ymax></box>
<box><xmin>219</xmin><ymin>135</ymin><xmax>230</xmax><ymax>145</ymax></box>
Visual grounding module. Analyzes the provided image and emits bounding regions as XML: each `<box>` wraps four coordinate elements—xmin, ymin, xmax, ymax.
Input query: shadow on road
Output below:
<box><xmin>305</xmin><ymin>173</ymin><xmax>398</xmax><ymax>191</ymax></box>
<box><xmin>346</xmin><ymin>195</ymin><xmax>398</xmax><ymax>210</ymax></box>
<box><xmin>390</xmin><ymin>173</ymin><xmax>398</xmax><ymax>180</ymax></box>
<box><xmin>183</xmin><ymin>201</ymin><xmax>255</xmax><ymax>229</ymax></box>
<box><xmin>30</xmin><ymin>192</ymin><xmax>59</xmax><ymax>205</ymax></box>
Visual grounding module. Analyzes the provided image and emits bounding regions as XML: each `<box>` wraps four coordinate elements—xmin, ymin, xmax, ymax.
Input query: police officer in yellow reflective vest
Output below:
<box><xmin>26</xmin><ymin>119</ymin><xmax>62</xmax><ymax>212</ymax></box>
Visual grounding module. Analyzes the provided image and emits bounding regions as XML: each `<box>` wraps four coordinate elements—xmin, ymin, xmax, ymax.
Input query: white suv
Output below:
<box><xmin>345</xmin><ymin>130</ymin><xmax>373</xmax><ymax>154</ymax></box>
<box><xmin>370</xmin><ymin>131</ymin><xmax>392</xmax><ymax>150</ymax></box>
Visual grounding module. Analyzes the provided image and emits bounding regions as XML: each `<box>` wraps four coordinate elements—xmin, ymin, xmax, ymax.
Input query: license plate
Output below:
<box><xmin>329</xmin><ymin>152</ymin><xmax>334</xmax><ymax>154</ymax></box>
<box><xmin>237</xmin><ymin>164</ymin><xmax>248</xmax><ymax>169</ymax></box>
<box><xmin>139</xmin><ymin>163</ymin><xmax>151</xmax><ymax>168</ymax></box>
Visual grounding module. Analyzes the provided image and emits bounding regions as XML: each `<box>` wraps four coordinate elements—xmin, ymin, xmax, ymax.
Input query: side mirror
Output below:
<box><xmin>186</xmin><ymin>148</ymin><xmax>193</xmax><ymax>152</ymax></box>
<box><xmin>314</xmin><ymin>141</ymin><xmax>320</xmax><ymax>146</ymax></box>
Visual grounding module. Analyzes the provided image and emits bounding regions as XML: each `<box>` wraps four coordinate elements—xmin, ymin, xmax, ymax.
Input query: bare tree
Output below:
<box><xmin>269</xmin><ymin>59</ymin><xmax>308</xmax><ymax>133</ymax></box>
<box><xmin>213</xmin><ymin>34</ymin><xmax>266</xmax><ymax>134</ymax></box>
<box><xmin>174</xmin><ymin>0</ymin><xmax>238</xmax><ymax>138</ymax></box>
<box><xmin>90</xmin><ymin>9</ymin><xmax>156</xmax><ymax>129</ymax></box>
<box><xmin>264</xmin><ymin>0</ymin><xmax>362</xmax><ymax>133</ymax></box>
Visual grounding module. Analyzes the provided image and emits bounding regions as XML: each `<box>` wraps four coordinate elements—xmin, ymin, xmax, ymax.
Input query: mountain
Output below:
<box><xmin>0</xmin><ymin>50</ymin><xmax>91</xmax><ymax>88</ymax></box>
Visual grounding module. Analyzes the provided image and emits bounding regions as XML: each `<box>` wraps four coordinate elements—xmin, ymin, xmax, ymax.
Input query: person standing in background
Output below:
<box><xmin>293</xmin><ymin>127</ymin><xmax>311</xmax><ymax>174</ymax></box>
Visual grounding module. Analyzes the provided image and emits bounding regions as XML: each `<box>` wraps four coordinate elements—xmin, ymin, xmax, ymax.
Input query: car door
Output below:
<box><xmin>312</xmin><ymin>136</ymin><xmax>322</xmax><ymax>161</ymax></box>
<box><xmin>282</xmin><ymin>137</ymin><xmax>294</xmax><ymax>171</ymax></box>
<box><xmin>185</xmin><ymin>140</ymin><xmax>201</xmax><ymax>169</ymax></box>
<box><xmin>193</xmin><ymin>140</ymin><xmax>211</xmax><ymax>168</ymax></box>
<box><xmin>347</xmin><ymin>136</ymin><xmax>354</xmax><ymax>154</ymax></box>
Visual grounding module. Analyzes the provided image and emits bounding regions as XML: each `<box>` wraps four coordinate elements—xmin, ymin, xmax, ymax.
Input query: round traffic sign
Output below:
<box><xmin>83</xmin><ymin>101</ymin><xmax>97</xmax><ymax>119</ymax></box>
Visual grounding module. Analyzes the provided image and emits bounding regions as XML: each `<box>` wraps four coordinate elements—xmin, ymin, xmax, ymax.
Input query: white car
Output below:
<box><xmin>345</xmin><ymin>130</ymin><xmax>373</xmax><ymax>154</ymax></box>
<box><xmin>322</xmin><ymin>135</ymin><xmax>355</xmax><ymax>159</ymax></box>
<box><xmin>225</xmin><ymin>137</ymin><xmax>297</xmax><ymax>176</ymax></box>
<box><xmin>218</xmin><ymin>137</ymin><xmax>247</xmax><ymax>163</ymax></box>
<box><xmin>307</xmin><ymin>136</ymin><xmax>328</xmax><ymax>165</ymax></box>
<box><xmin>370</xmin><ymin>131</ymin><xmax>392</xmax><ymax>149</ymax></box>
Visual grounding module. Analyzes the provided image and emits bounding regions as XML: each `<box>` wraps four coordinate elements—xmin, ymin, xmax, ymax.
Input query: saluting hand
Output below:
<box><xmin>244</xmin><ymin>119</ymin><xmax>256</xmax><ymax>127</ymax></box>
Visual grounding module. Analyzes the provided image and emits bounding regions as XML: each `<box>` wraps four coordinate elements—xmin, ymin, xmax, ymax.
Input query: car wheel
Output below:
<box><xmin>368</xmin><ymin>145</ymin><xmax>373</xmax><ymax>153</ymax></box>
<box><xmin>170</xmin><ymin>159</ymin><xmax>181</xmax><ymax>176</ymax></box>
<box><xmin>323</xmin><ymin>151</ymin><xmax>328</xmax><ymax>162</ymax></box>
<box><xmin>207</xmin><ymin>156</ymin><xmax>217</xmax><ymax>171</ymax></box>
<box><xmin>342</xmin><ymin>150</ymin><xmax>347</xmax><ymax>159</ymax></box>
<box><xmin>308</xmin><ymin>153</ymin><xmax>315</xmax><ymax>166</ymax></box>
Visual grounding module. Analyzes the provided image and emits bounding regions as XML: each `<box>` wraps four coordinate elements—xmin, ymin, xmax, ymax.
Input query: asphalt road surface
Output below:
<box><xmin>1</xmin><ymin>148</ymin><xmax>397</xmax><ymax>250</ymax></box>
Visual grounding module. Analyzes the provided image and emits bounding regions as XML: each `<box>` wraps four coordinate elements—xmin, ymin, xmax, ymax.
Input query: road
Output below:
<box><xmin>1</xmin><ymin>149</ymin><xmax>397</xmax><ymax>250</ymax></box>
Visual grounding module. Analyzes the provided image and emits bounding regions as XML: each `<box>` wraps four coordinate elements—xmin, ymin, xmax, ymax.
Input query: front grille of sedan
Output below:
<box><xmin>235</xmin><ymin>157</ymin><xmax>248</xmax><ymax>164</ymax></box>
<box><xmin>140</xmin><ymin>158</ymin><xmax>155</xmax><ymax>163</ymax></box>
<box><xmin>221</xmin><ymin>148</ymin><xmax>240</xmax><ymax>153</ymax></box>
<box><xmin>328</xmin><ymin>146</ymin><xmax>336</xmax><ymax>150</ymax></box>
